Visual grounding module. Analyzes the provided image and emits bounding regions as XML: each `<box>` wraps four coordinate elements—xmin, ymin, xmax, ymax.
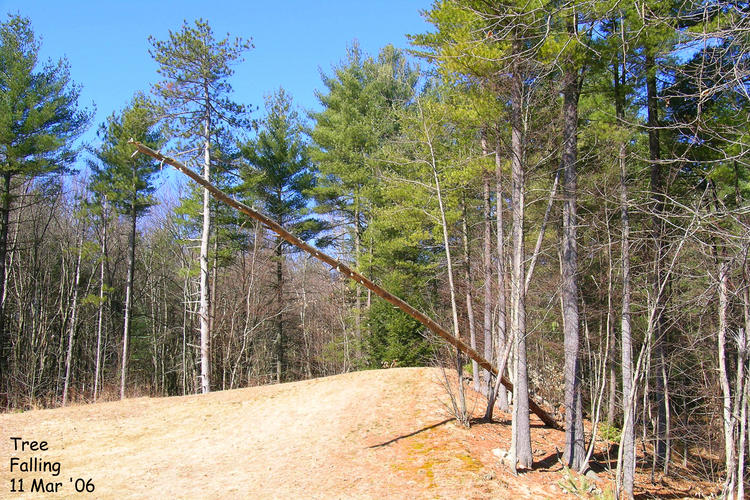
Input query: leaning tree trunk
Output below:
<box><xmin>199</xmin><ymin>115</ymin><xmax>212</xmax><ymax>394</ymax></box>
<box><xmin>129</xmin><ymin>139</ymin><xmax>561</xmax><ymax>429</ymax></box>
<box><xmin>560</xmin><ymin>65</ymin><xmax>586</xmax><ymax>472</ymax></box>
<box><xmin>425</xmin><ymin>99</ymin><xmax>469</xmax><ymax>426</ymax></box>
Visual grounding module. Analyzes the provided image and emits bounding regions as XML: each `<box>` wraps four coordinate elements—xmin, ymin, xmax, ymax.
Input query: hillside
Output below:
<box><xmin>1</xmin><ymin>368</ymin><xmax>715</xmax><ymax>499</ymax></box>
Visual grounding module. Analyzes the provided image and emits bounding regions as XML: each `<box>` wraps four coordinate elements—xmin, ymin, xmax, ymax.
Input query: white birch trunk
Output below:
<box><xmin>199</xmin><ymin>117</ymin><xmax>212</xmax><ymax>394</ymax></box>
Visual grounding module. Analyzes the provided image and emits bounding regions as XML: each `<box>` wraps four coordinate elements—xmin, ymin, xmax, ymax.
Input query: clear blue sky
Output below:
<box><xmin>0</xmin><ymin>1</ymin><xmax>432</xmax><ymax>164</ymax></box>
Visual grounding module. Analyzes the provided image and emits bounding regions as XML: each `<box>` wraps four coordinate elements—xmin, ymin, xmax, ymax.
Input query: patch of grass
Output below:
<box><xmin>456</xmin><ymin>452</ymin><xmax>483</xmax><ymax>472</ymax></box>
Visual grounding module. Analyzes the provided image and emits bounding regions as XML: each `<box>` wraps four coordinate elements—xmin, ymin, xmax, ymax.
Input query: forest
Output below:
<box><xmin>0</xmin><ymin>1</ymin><xmax>748</xmax><ymax>498</ymax></box>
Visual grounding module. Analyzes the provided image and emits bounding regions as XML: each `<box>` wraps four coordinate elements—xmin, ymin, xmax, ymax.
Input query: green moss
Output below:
<box><xmin>456</xmin><ymin>452</ymin><xmax>483</xmax><ymax>472</ymax></box>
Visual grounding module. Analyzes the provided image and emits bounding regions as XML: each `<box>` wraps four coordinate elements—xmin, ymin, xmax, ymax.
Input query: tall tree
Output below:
<box><xmin>240</xmin><ymin>88</ymin><xmax>319</xmax><ymax>383</ymax></box>
<box><xmin>0</xmin><ymin>14</ymin><xmax>89</xmax><ymax>380</ymax></box>
<box><xmin>556</xmin><ymin>8</ymin><xmax>588</xmax><ymax>471</ymax></box>
<box><xmin>90</xmin><ymin>95</ymin><xmax>162</xmax><ymax>399</ymax></box>
<box><xmin>310</xmin><ymin>44</ymin><xmax>418</xmax><ymax>350</ymax></box>
<box><xmin>412</xmin><ymin>0</ymin><xmax>553</xmax><ymax>469</ymax></box>
<box><xmin>150</xmin><ymin>19</ymin><xmax>252</xmax><ymax>393</ymax></box>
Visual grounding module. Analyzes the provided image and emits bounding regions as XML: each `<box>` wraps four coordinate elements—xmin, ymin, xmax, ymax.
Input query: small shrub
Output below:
<box><xmin>597</xmin><ymin>422</ymin><xmax>621</xmax><ymax>443</ymax></box>
<box><xmin>557</xmin><ymin>465</ymin><xmax>614</xmax><ymax>499</ymax></box>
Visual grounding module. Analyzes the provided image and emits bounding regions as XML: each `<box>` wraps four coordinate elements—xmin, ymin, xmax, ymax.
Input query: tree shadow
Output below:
<box><xmin>367</xmin><ymin>418</ymin><xmax>453</xmax><ymax>448</ymax></box>
<box><xmin>588</xmin><ymin>445</ymin><xmax>619</xmax><ymax>473</ymax></box>
<box><xmin>533</xmin><ymin>451</ymin><xmax>563</xmax><ymax>471</ymax></box>
<box><xmin>473</xmin><ymin>416</ymin><xmax>512</xmax><ymax>426</ymax></box>
<box><xmin>633</xmin><ymin>491</ymin><xmax>700</xmax><ymax>500</ymax></box>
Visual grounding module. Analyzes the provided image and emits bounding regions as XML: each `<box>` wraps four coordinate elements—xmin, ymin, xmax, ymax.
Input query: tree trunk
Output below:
<box><xmin>494</xmin><ymin>144</ymin><xmax>510</xmax><ymax>412</ymax></box>
<box><xmin>62</xmin><ymin>229</ymin><xmax>83</xmax><ymax>406</ymax></box>
<box><xmin>275</xmin><ymin>236</ymin><xmax>284</xmax><ymax>383</ymax></box>
<box><xmin>461</xmin><ymin>203</ymin><xmax>479</xmax><ymax>392</ymax></box>
<box><xmin>481</xmin><ymin>159</ymin><xmax>493</xmax><ymax>398</ymax></box>
<box><xmin>718</xmin><ymin>261</ymin><xmax>737</xmax><ymax>499</ymax></box>
<box><xmin>354</xmin><ymin>197</ymin><xmax>362</xmax><ymax>348</ymax></box>
<box><xmin>739</xmin><ymin>263</ymin><xmax>750</xmax><ymax>500</ymax></box>
<box><xmin>524</xmin><ymin>170</ymin><xmax>559</xmax><ymax>295</ymax></box>
<box><xmin>646</xmin><ymin>52</ymin><xmax>669</xmax><ymax>469</ymax></box>
<box><xmin>433</xmin><ymin>151</ymin><xmax>468</xmax><ymax>425</ymax></box>
<box><xmin>199</xmin><ymin>117</ymin><xmax>212</xmax><ymax>394</ymax></box>
<box><xmin>560</xmin><ymin>66</ymin><xmax>586</xmax><ymax>471</ymax></box>
<box><xmin>510</xmin><ymin>44</ymin><xmax>533</xmax><ymax>469</ymax></box>
<box><xmin>737</xmin><ymin>319</ymin><xmax>748</xmax><ymax>500</ymax></box>
<box><xmin>615</xmin><ymin>56</ymin><xmax>636</xmax><ymax>499</ymax></box>
<box><xmin>0</xmin><ymin>171</ymin><xmax>12</xmax><ymax>384</ymax></box>
<box><xmin>93</xmin><ymin>199</ymin><xmax>108</xmax><ymax>402</ymax></box>
<box><xmin>120</xmin><ymin>204</ymin><xmax>137</xmax><ymax>399</ymax></box>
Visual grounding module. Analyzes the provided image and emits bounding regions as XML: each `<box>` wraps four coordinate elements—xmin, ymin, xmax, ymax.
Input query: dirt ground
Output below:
<box><xmin>0</xmin><ymin>367</ymin><xmax>719</xmax><ymax>499</ymax></box>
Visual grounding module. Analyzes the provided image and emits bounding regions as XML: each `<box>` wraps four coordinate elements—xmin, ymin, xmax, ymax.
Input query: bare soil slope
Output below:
<box><xmin>0</xmin><ymin>368</ymin><xmax>712</xmax><ymax>499</ymax></box>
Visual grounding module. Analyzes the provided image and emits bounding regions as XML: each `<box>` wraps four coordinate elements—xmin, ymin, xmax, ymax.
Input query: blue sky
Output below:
<box><xmin>0</xmin><ymin>1</ymin><xmax>432</xmax><ymax>170</ymax></box>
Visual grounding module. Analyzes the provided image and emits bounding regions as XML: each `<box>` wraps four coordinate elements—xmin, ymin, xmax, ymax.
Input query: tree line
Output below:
<box><xmin>0</xmin><ymin>1</ymin><xmax>748</xmax><ymax>497</ymax></box>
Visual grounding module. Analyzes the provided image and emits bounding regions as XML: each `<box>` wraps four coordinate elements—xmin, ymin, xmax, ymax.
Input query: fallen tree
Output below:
<box><xmin>129</xmin><ymin>139</ymin><xmax>560</xmax><ymax>429</ymax></box>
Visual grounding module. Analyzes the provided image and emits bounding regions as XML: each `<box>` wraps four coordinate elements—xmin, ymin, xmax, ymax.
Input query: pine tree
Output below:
<box><xmin>89</xmin><ymin>94</ymin><xmax>162</xmax><ymax>399</ymax></box>
<box><xmin>240</xmin><ymin>88</ymin><xmax>320</xmax><ymax>383</ymax></box>
<box><xmin>310</xmin><ymin>44</ymin><xmax>418</xmax><ymax>349</ymax></box>
<box><xmin>149</xmin><ymin>19</ymin><xmax>252</xmax><ymax>393</ymax></box>
<box><xmin>0</xmin><ymin>14</ymin><xmax>89</xmax><ymax>378</ymax></box>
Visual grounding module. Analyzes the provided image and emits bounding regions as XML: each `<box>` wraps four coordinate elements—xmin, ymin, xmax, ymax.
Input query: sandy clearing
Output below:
<box><xmin>1</xmin><ymin>368</ymin><xmax>509</xmax><ymax>499</ymax></box>
<box><xmin>0</xmin><ymin>367</ymin><xmax>714</xmax><ymax>499</ymax></box>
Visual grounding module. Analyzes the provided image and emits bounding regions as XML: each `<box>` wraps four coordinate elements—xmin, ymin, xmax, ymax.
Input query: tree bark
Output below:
<box><xmin>62</xmin><ymin>229</ymin><xmax>83</xmax><ymax>406</ymax></box>
<box><xmin>461</xmin><ymin>202</ymin><xmax>479</xmax><ymax>392</ymax></box>
<box><xmin>615</xmin><ymin>54</ymin><xmax>636</xmax><ymax>499</ymax></box>
<box><xmin>509</xmin><ymin>43</ymin><xmax>533</xmax><ymax>469</ymax></box>
<box><xmin>120</xmin><ymin>202</ymin><xmax>137</xmax><ymax>399</ymax></box>
<box><xmin>93</xmin><ymin>198</ymin><xmax>108</xmax><ymax>402</ymax></box>
<box><xmin>718</xmin><ymin>261</ymin><xmax>737</xmax><ymax>499</ymax></box>
<box><xmin>493</xmin><ymin>144</ymin><xmax>510</xmax><ymax>413</ymax></box>
<box><xmin>646</xmin><ymin>52</ymin><xmax>669</xmax><ymax>468</ymax></box>
<box><xmin>560</xmin><ymin>66</ymin><xmax>586</xmax><ymax>471</ymax></box>
<box><xmin>0</xmin><ymin>171</ymin><xmax>12</xmax><ymax>384</ymax></box>
<box><xmin>199</xmin><ymin>116</ymin><xmax>212</xmax><ymax>394</ymax></box>
<box><xmin>275</xmin><ymin>235</ymin><xmax>284</xmax><ymax>383</ymax></box>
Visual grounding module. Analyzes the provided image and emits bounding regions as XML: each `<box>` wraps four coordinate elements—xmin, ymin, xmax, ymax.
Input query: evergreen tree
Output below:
<box><xmin>240</xmin><ymin>88</ymin><xmax>320</xmax><ymax>382</ymax></box>
<box><xmin>0</xmin><ymin>14</ymin><xmax>89</xmax><ymax>377</ymax></box>
<box><xmin>310</xmin><ymin>44</ymin><xmax>418</xmax><ymax>349</ymax></box>
<box><xmin>90</xmin><ymin>94</ymin><xmax>162</xmax><ymax>399</ymax></box>
<box><xmin>149</xmin><ymin>19</ymin><xmax>252</xmax><ymax>393</ymax></box>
